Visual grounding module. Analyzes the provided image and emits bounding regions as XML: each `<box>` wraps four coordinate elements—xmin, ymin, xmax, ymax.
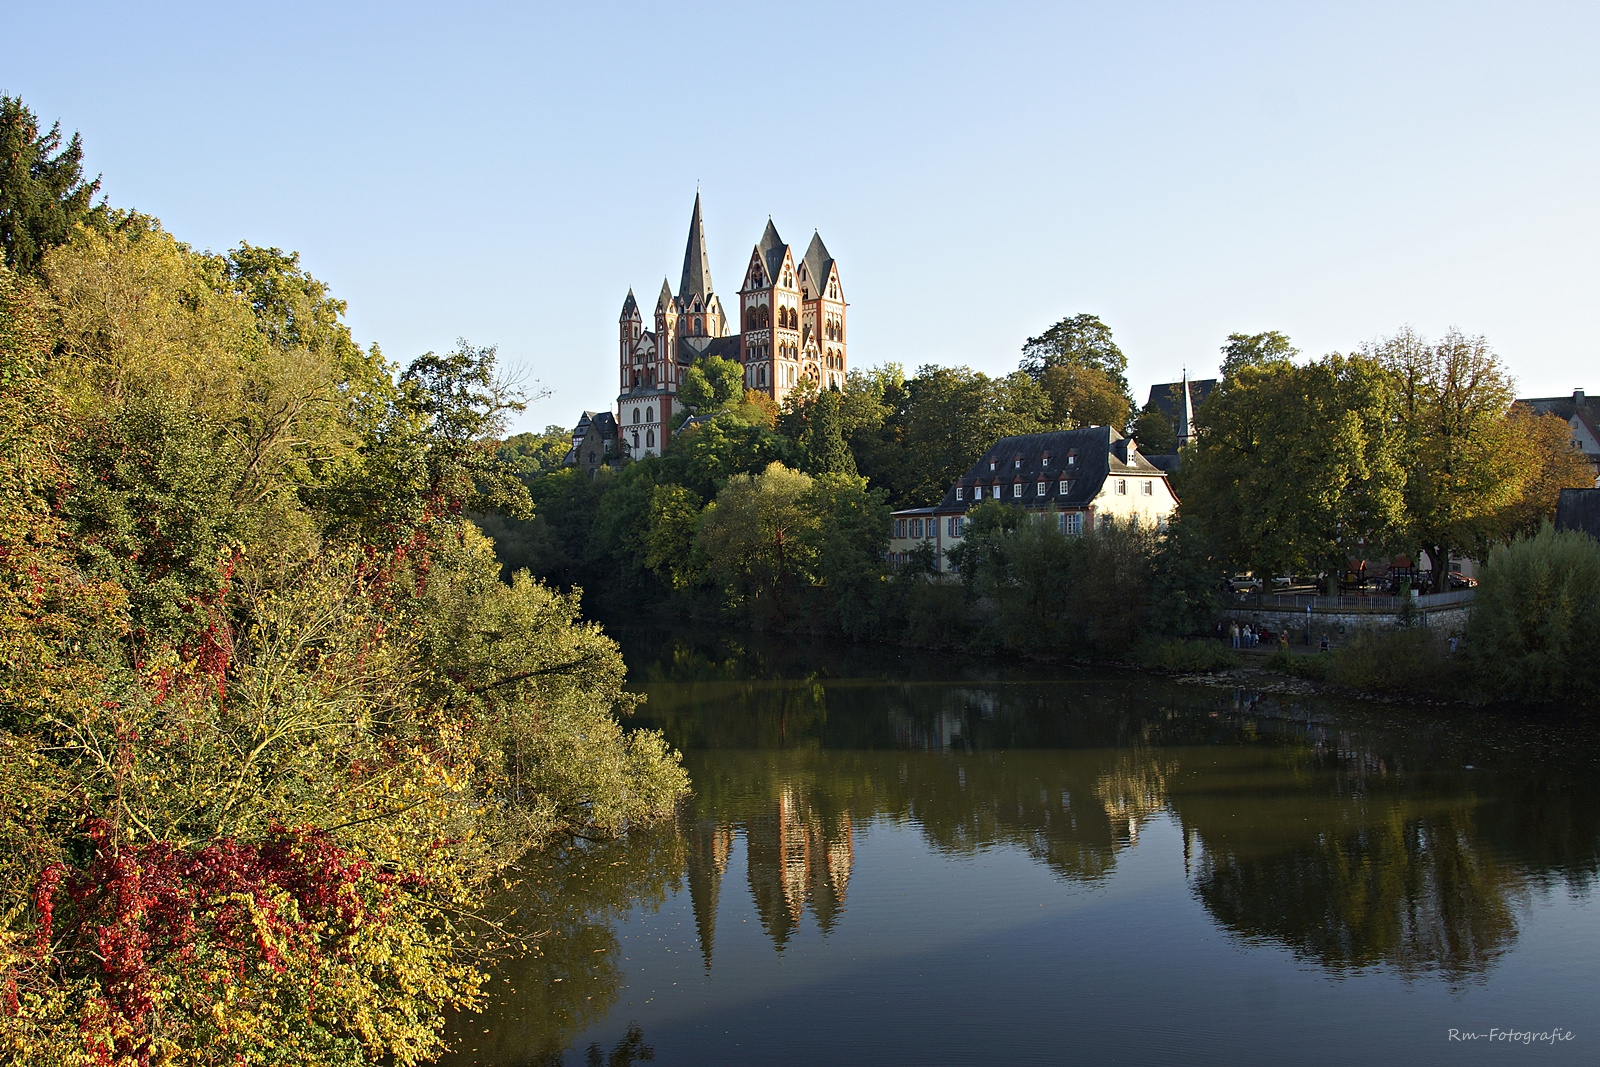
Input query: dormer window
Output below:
<box><xmin>1012</xmin><ymin>482</ymin><xmax>1023</xmax><ymax>499</ymax></box>
<box><xmin>1067</xmin><ymin>451</ymin><xmax>1077</xmax><ymax>466</ymax></box>
<box><xmin>1060</xmin><ymin>479</ymin><xmax>1072</xmax><ymax>494</ymax></box>
<box><xmin>955</xmin><ymin>486</ymin><xmax>964</xmax><ymax>501</ymax></box>
<box><xmin>1036</xmin><ymin>480</ymin><xmax>1046</xmax><ymax>496</ymax></box>
<box><xmin>1014</xmin><ymin>457</ymin><xmax>1022</xmax><ymax>469</ymax></box>
<box><xmin>989</xmin><ymin>460</ymin><xmax>997</xmax><ymax>471</ymax></box>
<box><xmin>1042</xmin><ymin>455</ymin><xmax>1050</xmax><ymax>468</ymax></box>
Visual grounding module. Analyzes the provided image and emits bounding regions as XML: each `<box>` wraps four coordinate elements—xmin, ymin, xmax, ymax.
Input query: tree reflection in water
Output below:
<box><xmin>444</xmin><ymin>627</ymin><xmax>1600</xmax><ymax>1063</ymax></box>
<box><xmin>440</xmin><ymin>829</ymin><xmax>682</xmax><ymax>1065</ymax></box>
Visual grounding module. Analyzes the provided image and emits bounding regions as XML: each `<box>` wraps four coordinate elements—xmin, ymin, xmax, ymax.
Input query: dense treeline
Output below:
<box><xmin>0</xmin><ymin>98</ymin><xmax>686</xmax><ymax>1066</ymax></box>
<box><xmin>486</xmin><ymin>279</ymin><xmax>1594</xmax><ymax>700</ymax></box>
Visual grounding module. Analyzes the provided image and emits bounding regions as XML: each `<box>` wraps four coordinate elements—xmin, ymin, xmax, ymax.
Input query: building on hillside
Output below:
<box><xmin>1556</xmin><ymin>488</ymin><xmax>1600</xmax><ymax>540</ymax></box>
<box><xmin>1517</xmin><ymin>389</ymin><xmax>1600</xmax><ymax>483</ymax></box>
<box><xmin>562</xmin><ymin>410</ymin><xmax>618</xmax><ymax>476</ymax></box>
<box><xmin>887</xmin><ymin>427</ymin><xmax>1179</xmax><ymax>574</ymax></box>
<box><xmin>615</xmin><ymin>193</ymin><xmax>849</xmax><ymax>461</ymax></box>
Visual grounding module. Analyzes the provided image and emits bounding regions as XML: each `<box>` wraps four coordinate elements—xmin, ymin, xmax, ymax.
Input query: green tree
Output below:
<box><xmin>498</xmin><ymin>425</ymin><xmax>576</xmax><ymax>475</ymax></box>
<box><xmin>697</xmin><ymin>463</ymin><xmax>820</xmax><ymax>625</ymax></box>
<box><xmin>644</xmin><ymin>484</ymin><xmax>707</xmax><ymax>591</ymax></box>
<box><xmin>800</xmin><ymin>473</ymin><xmax>890</xmax><ymax>637</ymax></box>
<box><xmin>1131</xmin><ymin>399</ymin><xmax>1177</xmax><ymax>454</ymax></box>
<box><xmin>1220</xmin><ymin>330</ymin><xmax>1298</xmax><ymax>380</ymax></box>
<box><xmin>677</xmin><ymin>354</ymin><xmax>744</xmax><ymax>420</ymax></box>
<box><xmin>803</xmin><ymin>388</ymin><xmax>858</xmax><ymax>477</ymax></box>
<box><xmin>1019</xmin><ymin>312</ymin><xmax>1130</xmax><ymax>397</ymax></box>
<box><xmin>885</xmin><ymin>366</ymin><xmax>1048</xmax><ymax>507</ymax></box>
<box><xmin>1182</xmin><ymin>354</ymin><xmax>1406</xmax><ymax>588</ymax></box>
<box><xmin>0</xmin><ymin>96</ymin><xmax>106</xmax><ymax>274</ymax></box>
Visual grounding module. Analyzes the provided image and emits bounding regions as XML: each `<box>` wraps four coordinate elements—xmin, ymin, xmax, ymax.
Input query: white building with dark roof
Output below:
<box><xmin>887</xmin><ymin>427</ymin><xmax>1180</xmax><ymax>572</ymax></box>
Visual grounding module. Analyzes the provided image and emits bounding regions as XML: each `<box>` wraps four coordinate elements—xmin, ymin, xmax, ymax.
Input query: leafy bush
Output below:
<box><xmin>1319</xmin><ymin>626</ymin><xmax>1458</xmax><ymax>698</ymax></box>
<box><xmin>1467</xmin><ymin>525</ymin><xmax>1600</xmax><ymax>705</ymax></box>
<box><xmin>1133</xmin><ymin>638</ymin><xmax>1238</xmax><ymax>672</ymax></box>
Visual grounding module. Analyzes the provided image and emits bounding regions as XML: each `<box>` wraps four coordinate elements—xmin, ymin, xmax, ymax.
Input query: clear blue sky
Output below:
<box><xmin>10</xmin><ymin>1</ymin><xmax>1598</xmax><ymax>432</ymax></box>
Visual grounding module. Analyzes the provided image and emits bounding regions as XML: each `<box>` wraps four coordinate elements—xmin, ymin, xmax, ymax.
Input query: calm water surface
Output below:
<box><xmin>440</xmin><ymin>629</ymin><xmax>1600</xmax><ymax>1066</ymax></box>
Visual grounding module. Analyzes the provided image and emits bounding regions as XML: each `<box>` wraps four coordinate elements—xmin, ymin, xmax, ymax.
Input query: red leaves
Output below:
<box><xmin>31</xmin><ymin>822</ymin><xmax>397</xmax><ymax>1065</ymax></box>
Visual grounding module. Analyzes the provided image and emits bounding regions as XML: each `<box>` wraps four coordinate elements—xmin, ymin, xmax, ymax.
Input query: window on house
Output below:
<box><xmin>1014</xmin><ymin>457</ymin><xmax>1022</xmax><ymax>468</ymax></box>
<box><xmin>1037</xmin><ymin>480</ymin><xmax>1046</xmax><ymax>496</ymax></box>
<box><xmin>1067</xmin><ymin>452</ymin><xmax>1076</xmax><ymax>466</ymax></box>
<box><xmin>1059</xmin><ymin>479</ymin><xmax>1069</xmax><ymax>494</ymax></box>
<box><xmin>1141</xmin><ymin>480</ymin><xmax>1153</xmax><ymax>496</ymax></box>
<box><xmin>646</xmin><ymin>429</ymin><xmax>655</xmax><ymax>448</ymax></box>
<box><xmin>989</xmin><ymin>460</ymin><xmax>997</xmax><ymax>471</ymax></box>
<box><xmin>632</xmin><ymin>409</ymin><xmax>641</xmax><ymax>424</ymax></box>
<box><xmin>1042</xmin><ymin>455</ymin><xmax>1050</xmax><ymax>467</ymax></box>
<box><xmin>1012</xmin><ymin>483</ymin><xmax>1022</xmax><ymax>498</ymax></box>
<box><xmin>911</xmin><ymin>518</ymin><xmax>924</xmax><ymax>539</ymax></box>
<box><xmin>955</xmin><ymin>486</ymin><xmax>963</xmax><ymax>501</ymax></box>
<box><xmin>1117</xmin><ymin>479</ymin><xmax>1127</xmax><ymax>494</ymax></box>
<box><xmin>1062</xmin><ymin>512</ymin><xmax>1082</xmax><ymax>536</ymax></box>
<box><xmin>646</xmin><ymin>406</ymin><xmax>654</xmax><ymax>422</ymax></box>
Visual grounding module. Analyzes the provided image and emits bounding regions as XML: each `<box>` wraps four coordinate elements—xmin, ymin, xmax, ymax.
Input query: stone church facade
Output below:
<box><xmin>615</xmin><ymin>194</ymin><xmax>848</xmax><ymax>461</ymax></box>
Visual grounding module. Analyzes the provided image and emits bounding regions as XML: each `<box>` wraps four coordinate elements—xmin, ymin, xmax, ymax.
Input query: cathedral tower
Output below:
<box><xmin>615</xmin><ymin>195</ymin><xmax>851</xmax><ymax>458</ymax></box>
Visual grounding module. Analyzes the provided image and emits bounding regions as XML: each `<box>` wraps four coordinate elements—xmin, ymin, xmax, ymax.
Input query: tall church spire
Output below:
<box><xmin>679</xmin><ymin>192</ymin><xmax>714</xmax><ymax>303</ymax></box>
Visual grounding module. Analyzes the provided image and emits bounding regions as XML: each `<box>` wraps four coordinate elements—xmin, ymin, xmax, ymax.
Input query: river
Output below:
<box><xmin>439</xmin><ymin>626</ymin><xmax>1599</xmax><ymax>1066</ymax></box>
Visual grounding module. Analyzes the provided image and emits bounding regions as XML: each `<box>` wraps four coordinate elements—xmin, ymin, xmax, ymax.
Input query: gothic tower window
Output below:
<box><xmin>646</xmin><ymin>429</ymin><xmax>655</xmax><ymax>448</ymax></box>
<box><xmin>646</xmin><ymin>406</ymin><xmax>654</xmax><ymax>422</ymax></box>
<box><xmin>632</xmin><ymin>409</ymin><xmax>641</xmax><ymax>424</ymax></box>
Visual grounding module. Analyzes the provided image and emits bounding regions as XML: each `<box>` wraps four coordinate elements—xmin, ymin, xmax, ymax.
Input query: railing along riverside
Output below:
<box><xmin>1233</xmin><ymin>589</ymin><xmax>1475</xmax><ymax>612</ymax></box>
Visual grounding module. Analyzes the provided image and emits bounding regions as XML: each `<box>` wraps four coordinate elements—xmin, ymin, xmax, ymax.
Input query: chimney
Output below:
<box><xmin>1576</xmin><ymin>388</ymin><xmax>1587</xmax><ymax>402</ymax></box>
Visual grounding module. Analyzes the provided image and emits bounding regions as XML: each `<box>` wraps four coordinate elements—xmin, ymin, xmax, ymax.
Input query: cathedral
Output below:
<box><xmin>615</xmin><ymin>194</ymin><xmax>849</xmax><ymax>460</ymax></box>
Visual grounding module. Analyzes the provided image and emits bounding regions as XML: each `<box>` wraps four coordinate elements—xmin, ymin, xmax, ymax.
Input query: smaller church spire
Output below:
<box><xmin>1178</xmin><ymin>368</ymin><xmax>1195</xmax><ymax>445</ymax></box>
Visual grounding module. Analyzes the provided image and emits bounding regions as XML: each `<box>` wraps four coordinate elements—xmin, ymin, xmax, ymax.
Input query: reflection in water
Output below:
<box><xmin>442</xmin><ymin>628</ymin><xmax>1600</xmax><ymax>1064</ymax></box>
<box><xmin>444</xmin><ymin>830</ymin><xmax>683</xmax><ymax>1065</ymax></box>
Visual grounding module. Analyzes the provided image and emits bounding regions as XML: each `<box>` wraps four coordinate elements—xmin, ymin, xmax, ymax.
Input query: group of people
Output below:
<box><xmin>1229</xmin><ymin>622</ymin><xmax>1262</xmax><ymax>648</ymax></box>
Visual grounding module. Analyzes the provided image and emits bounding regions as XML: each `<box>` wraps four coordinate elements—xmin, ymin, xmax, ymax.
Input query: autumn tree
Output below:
<box><xmin>1367</xmin><ymin>328</ymin><xmax>1522</xmax><ymax>591</ymax></box>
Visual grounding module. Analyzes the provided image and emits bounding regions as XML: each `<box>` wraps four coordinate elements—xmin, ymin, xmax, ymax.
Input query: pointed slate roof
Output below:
<box><xmin>756</xmin><ymin>218</ymin><xmax>788</xmax><ymax>284</ymax></box>
<box><xmin>679</xmin><ymin>192</ymin><xmax>714</xmax><ymax>303</ymax></box>
<box><xmin>619</xmin><ymin>288</ymin><xmax>638</xmax><ymax>319</ymax></box>
<box><xmin>801</xmin><ymin>231</ymin><xmax>835</xmax><ymax>298</ymax></box>
<box><xmin>655</xmin><ymin>278</ymin><xmax>674</xmax><ymax>314</ymax></box>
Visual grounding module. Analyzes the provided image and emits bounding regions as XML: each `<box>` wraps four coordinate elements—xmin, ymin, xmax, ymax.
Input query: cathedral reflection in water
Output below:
<box><xmin>684</xmin><ymin>783</ymin><xmax>855</xmax><ymax>964</ymax></box>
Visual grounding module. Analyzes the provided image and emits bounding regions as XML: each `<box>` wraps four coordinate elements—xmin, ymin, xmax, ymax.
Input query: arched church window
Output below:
<box><xmin>646</xmin><ymin>406</ymin><xmax>654</xmax><ymax>423</ymax></box>
<box><xmin>646</xmin><ymin>429</ymin><xmax>655</xmax><ymax>448</ymax></box>
<box><xmin>632</xmin><ymin>409</ymin><xmax>641</xmax><ymax>424</ymax></box>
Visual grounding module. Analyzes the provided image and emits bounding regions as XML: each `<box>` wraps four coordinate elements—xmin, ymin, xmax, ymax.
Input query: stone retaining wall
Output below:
<box><xmin>1219</xmin><ymin>603</ymin><xmax>1472</xmax><ymax>647</ymax></box>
